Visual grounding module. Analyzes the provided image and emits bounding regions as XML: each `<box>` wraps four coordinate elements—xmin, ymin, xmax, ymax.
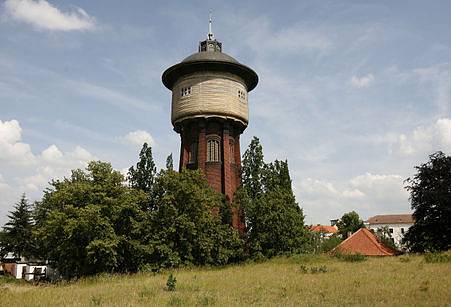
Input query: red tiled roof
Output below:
<box><xmin>310</xmin><ymin>225</ymin><xmax>338</xmax><ymax>234</ymax></box>
<box><xmin>367</xmin><ymin>214</ymin><xmax>413</xmax><ymax>225</ymax></box>
<box><xmin>332</xmin><ymin>228</ymin><xmax>396</xmax><ymax>256</ymax></box>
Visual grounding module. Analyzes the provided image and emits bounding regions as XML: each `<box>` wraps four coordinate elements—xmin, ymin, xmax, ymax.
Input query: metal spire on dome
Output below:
<box><xmin>208</xmin><ymin>10</ymin><xmax>214</xmax><ymax>40</ymax></box>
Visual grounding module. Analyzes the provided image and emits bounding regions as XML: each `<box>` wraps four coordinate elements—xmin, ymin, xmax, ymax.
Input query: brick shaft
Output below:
<box><xmin>178</xmin><ymin>119</ymin><xmax>245</xmax><ymax>231</ymax></box>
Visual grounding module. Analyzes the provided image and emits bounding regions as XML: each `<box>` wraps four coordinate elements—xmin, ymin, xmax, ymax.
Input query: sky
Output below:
<box><xmin>1</xmin><ymin>0</ymin><xmax>450</xmax><ymax>226</ymax></box>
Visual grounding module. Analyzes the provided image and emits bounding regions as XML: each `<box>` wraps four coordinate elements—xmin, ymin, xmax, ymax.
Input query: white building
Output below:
<box><xmin>366</xmin><ymin>214</ymin><xmax>414</xmax><ymax>246</ymax></box>
<box><xmin>1</xmin><ymin>254</ymin><xmax>48</xmax><ymax>281</ymax></box>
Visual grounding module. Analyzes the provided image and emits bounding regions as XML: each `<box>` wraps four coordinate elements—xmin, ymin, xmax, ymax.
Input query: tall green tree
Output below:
<box><xmin>128</xmin><ymin>143</ymin><xmax>156</xmax><ymax>194</ymax></box>
<box><xmin>143</xmin><ymin>169</ymin><xmax>243</xmax><ymax>268</ymax></box>
<box><xmin>166</xmin><ymin>153</ymin><xmax>174</xmax><ymax>171</ymax></box>
<box><xmin>403</xmin><ymin>151</ymin><xmax>451</xmax><ymax>252</ymax></box>
<box><xmin>1</xmin><ymin>194</ymin><xmax>34</xmax><ymax>259</ymax></box>
<box><xmin>337</xmin><ymin>211</ymin><xmax>364</xmax><ymax>239</ymax></box>
<box><xmin>239</xmin><ymin>138</ymin><xmax>307</xmax><ymax>258</ymax></box>
<box><xmin>241</xmin><ymin>137</ymin><xmax>265</xmax><ymax>199</ymax></box>
<box><xmin>34</xmin><ymin>161</ymin><xmax>148</xmax><ymax>278</ymax></box>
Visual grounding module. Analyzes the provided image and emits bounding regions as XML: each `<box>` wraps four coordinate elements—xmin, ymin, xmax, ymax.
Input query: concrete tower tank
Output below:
<box><xmin>162</xmin><ymin>21</ymin><xmax>258</xmax><ymax>231</ymax></box>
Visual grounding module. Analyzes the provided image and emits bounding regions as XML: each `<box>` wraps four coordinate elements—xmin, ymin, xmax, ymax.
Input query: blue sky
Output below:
<box><xmin>1</xmin><ymin>0</ymin><xmax>450</xmax><ymax>225</ymax></box>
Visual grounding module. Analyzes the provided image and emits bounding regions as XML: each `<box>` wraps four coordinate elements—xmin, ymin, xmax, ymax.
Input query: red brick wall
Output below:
<box><xmin>178</xmin><ymin>119</ymin><xmax>245</xmax><ymax>231</ymax></box>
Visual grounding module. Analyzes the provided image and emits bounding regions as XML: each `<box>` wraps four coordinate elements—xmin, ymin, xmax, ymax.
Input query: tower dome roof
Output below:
<box><xmin>162</xmin><ymin>40</ymin><xmax>258</xmax><ymax>92</ymax></box>
<box><xmin>182</xmin><ymin>51</ymin><xmax>239</xmax><ymax>64</ymax></box>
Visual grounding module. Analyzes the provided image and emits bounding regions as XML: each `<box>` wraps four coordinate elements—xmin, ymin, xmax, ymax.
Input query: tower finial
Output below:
<box><xmin>208</xmin><ymin>10</ymin><xmax>214</xmax><ymax>40</ymax></box>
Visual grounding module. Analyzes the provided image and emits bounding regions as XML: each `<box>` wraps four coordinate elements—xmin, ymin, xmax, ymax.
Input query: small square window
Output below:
<box><xmin>389</xmin><ymin>228</ymin><xmax>393</xmax><ymax>233</ymax></box>
<box><xmin>181</xmin><ymin>87</ymin><xmax>192</xmax><ymax>97</ymax></box>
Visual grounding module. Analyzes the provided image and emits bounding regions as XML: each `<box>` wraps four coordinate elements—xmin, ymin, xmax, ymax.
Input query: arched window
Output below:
<box><xmin>206</xmin><ymin>136</ymin><xmax>220</xmax><ymax>162</ymax></box>
<box><xmin>188</xmin><ymin>142</ymin><xmax>197</xmax><ymax>164</ymax></box>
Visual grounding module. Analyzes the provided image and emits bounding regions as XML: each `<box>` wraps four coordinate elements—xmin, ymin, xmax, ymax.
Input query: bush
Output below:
<box><xmin>166</xmin><ymin>273</ymin><xmax>177</xmax><ymax>291</ymax></box>
<box><xmin>424</xmin><ymin>252</ymin><xmax>451</xmax><ymax>263</ymax></box>
<box><xmin>299</xmin><ymin>264</ymin><xmax>328</xmax><ymax>274</ymax></box>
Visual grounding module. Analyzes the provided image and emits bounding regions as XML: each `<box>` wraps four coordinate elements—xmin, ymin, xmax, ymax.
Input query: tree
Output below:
<box><xmin>34</xmin><ymin>161</ymin><xmax>148</xmax><ymax>278</ymax></box>
<box><xmin>241</xmin><ymin>137</ymin><xmax>265</xmax><ymax>199</ymax></box>
<box><xmin>239</xmin><ymin>138</ymin><xmax>308</xmax><ymax>258</ymax></box>
<box><xmin>1</xmin><ymin>194</ymin><xmax>34</xmax><ymax>259</ymax></box>
<box><xmin>143</xmin><ymin>169</ymin><xmax>243</xmax><ymax>268</ymax></box>
<box><xmin>375</xmin><ymin>226</ymin><xmax>397</xmax><ymax>251</ymax></box>
<box><xmin>166</xmin><ymin>153</ymin><xmax>174</xmax><ymax>171</ymax></box>
<box><xmin>403</xmin><ymin>151</ymin><xmax>451</xmax><ymax>252</ymax></box>
<box><xmin>127</xmin><ymin>143</ymin><xmax>156</xmax><ymax>194</ymax></box>
<box><xmin>337</xmin><ymin>211</ymin><xmax>364</xmax><ymax>239</ymax></box>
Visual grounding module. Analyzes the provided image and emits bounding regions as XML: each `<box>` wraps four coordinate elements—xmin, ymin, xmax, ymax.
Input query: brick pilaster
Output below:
<box><xmin>197</xmin><ymin>121</ymin><xmax>206</xmax><ymax>173</ymax></box>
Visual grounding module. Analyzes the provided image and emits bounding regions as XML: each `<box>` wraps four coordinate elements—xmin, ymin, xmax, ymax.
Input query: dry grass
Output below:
<box><xmin>1</xmin><ymin>254</ymin><xmax>450</xmax><ymax>306</ymax></box>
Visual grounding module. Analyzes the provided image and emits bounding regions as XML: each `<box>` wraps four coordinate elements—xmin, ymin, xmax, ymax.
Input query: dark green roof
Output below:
<box><xmin>162</xmin><ymin>51</ymin><xmax>258</xmax><ymax>91</ymax></box>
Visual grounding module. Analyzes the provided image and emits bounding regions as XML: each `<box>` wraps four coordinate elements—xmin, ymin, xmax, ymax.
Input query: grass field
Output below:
<box><xmin>1</xmin><ymin>254</ymin><xmax>450</xmax><ymax>306</ymax></box>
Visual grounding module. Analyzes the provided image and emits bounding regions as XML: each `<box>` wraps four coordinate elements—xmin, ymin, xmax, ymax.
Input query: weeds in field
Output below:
<box><xmin>299</xmin><ymin>264</ymin><xmax>328</xmax><ymax>274</ymax></box>
<box><xmin>90</xmin><ymin>295</ymin><xmax>102</xmax><ymax>306</ymax></box>
<box><xmin>424</xmin><ymin>252</ymin><xmax>451</xmax><ymax>263</ymax></box>
<box><xmin>168</xmin><ymin>295</ymin><xmax>183</xmax><ymax>305</ymax></box>
<box><xmin>335</xmin><ymin>253</ymin><xmax>366</xmax><ymax>262</ymax></box>
<box><xmin>399</xmin><ymin>256</ymin><xmax>411</xmax><ymax>263</ymax></box>
<box><xmin>166</xmin><ymin>273</ymin><xmax>177</xmax><ymax>291</ymax></box>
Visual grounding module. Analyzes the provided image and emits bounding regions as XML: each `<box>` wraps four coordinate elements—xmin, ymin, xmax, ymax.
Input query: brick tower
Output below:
<box><xmin>162</xmin><ymin>19</ymin><xmax>258</xmax><ymax>231</ymax></box>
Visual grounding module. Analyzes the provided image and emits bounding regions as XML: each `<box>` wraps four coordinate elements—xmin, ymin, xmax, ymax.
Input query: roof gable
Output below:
<box><xmin>332</xmin><ymin>228</ymin><xmax>397</xmax><ymax>256</ymax></box>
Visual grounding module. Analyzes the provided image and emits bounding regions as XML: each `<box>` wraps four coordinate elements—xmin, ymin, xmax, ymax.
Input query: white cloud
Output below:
<box><xmin>3</xmin><ymin>0</ymin><xmax>96</xmax><ymax>31</ymax></box>
<box><xmin>119</xmin><ymin>130</ymin><xmax>154</xmax><ymax>147</ymax></box>
<box><xmin>41</xmin><ymin>144</ymin><xmax>63</xmax><ymax>162</ymax></box>
<box><xmin>350</xmin><ymin>73</ymin><xmax>375</xmax><ymax>88</ymax></box>
<box><xmin>297</xmin><ymin>172</ymin><xmax>409</xmax><ymax>224</ymax></box>
<box><xmin>392</xmin><ymin>118</ymin><xmax>451</xmax><ymax>156</ymax></box>
<box><xmin>0</xmin><ymin>119</ymin><xmax>35</xmax><ymax>165</ymax></box>
<box><xmin>0</xmin><ymin>119</ymin><xmax>98</xmax><ymax>225</ymax></box>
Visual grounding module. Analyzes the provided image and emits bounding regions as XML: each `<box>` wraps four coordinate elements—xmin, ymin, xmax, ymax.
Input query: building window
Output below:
<box><xmin>238</xmin><ymin>89</ymin><xmax>246</xmax><ymax>100</ymax></box>
<box><xmin>401</xmin><ymin>228</ymin><xmax>405</xmax><ymax>234</ymax></box>
<box><xmin>188</xmin><ymin>142</ymin><xmax>197</xmax><ymax>164</ymax></box>
<box><xmin>389</xmin><ymin>228</ymin><xmax>393</xmax><ymax>234</ymax></box>
<box><xmin>229</xmin><ymin>138</ymin><xmax>235</xmax><ymax>163</ymax></box>
<box><xmin>206</xmin><ymin>136</ymin><xmax>220</xmax><ymax>162</ymax></box>
<box><xmin>180</xmin><ymin>87</ymin><xmax>191</xmax><ymax>97</ymax></box>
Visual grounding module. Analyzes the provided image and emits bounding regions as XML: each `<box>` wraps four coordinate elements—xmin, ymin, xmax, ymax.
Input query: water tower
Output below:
<box><xmin>162</xmin><ymin>18</ymin><xmax>258</xmax><ymax>231</ymax></box>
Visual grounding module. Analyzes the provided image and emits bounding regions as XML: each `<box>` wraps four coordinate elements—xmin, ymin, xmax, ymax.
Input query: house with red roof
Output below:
<box><xmin>332</xmin><ymin>228</ymin><xmax>397</xmax><ymax>256</ymax></box>
<box><xmin>310</xmin><ymin>225</ymin><xmax>338</xmax><ymax>238</ymax></box>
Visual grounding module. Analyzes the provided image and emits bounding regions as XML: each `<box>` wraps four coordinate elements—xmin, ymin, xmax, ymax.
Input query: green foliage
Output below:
<box><xmin>403</xmin><ymin>151</ymin><xmax>451</xmax><ymax>252</ymax></box>
<box><xmin>336</xmin><ymin>211</ymin><xmax>364</xmax><ymax>239</ymax></box>
<box><xmin>241</xmin><ymin>137</ymin><xmax>264</xmax><ymax>199</ymax></box>
<box><xmin>1</xmin><ymin>194</ymin><xmax>35</xmax><ymax>259</ymax></box>
<box><xmin>306</xmin><ymin>231</ymin><xmax>342</xmax><ymax>254</ymax></box>
<box><xmin>310</xmin><ymin>265</ymin><xmax>328</xmax><ymax>274</ymax></box>
<box><xmin>34</xmin><ymin>161</ymin><xmax>148</xmax><ymax>278</ymax></box>
<box><xmin>239</xmin><ymin>137</ymin><xmax>308</xmax><ymax>258</ymax></box>
<box><xmin>424</xmin><ymin>251</ymin><xmax>451</xmax><ymax>263</ymax></box>
<box><xmin>143</xmin><ymin>169</ymin><xmax>243</xmax><ymax>269</ymax></box>
<box><xmin>320</xmin><ymin>236</ymin><xmax>342</xmax><ymax>253</ymax></box>
<box><xmin>166</xmin><ymin>153</ymin><xmax>174</xmax><ymax>171</ymax></box>
<box><xmin>375</xmin><ymin>226</ymin><xmax>398</xmax><ymax>251</ymax></box>
<box><xmin>299</xmin><ymin>264</ymin><xmax>328</xmax><ymax>274</ymax></box>
<box><xmin>166</xmin><ymin>273</ymin><xmax>177</xmax><ymax>291</ymax></box>
<box><xmin>127</xmin><ymin>142</ymin><xmax>156</xmax><ymax>194</ymax></box>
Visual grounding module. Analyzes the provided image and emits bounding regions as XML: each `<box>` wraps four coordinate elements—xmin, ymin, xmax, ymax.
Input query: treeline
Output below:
<box><xmin>0</xmin><ymin>137</ymin><xmax>308</xmax><ymax>279</ymax></box>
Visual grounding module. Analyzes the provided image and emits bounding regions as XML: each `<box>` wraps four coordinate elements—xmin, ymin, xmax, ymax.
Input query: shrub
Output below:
<box><xmin>299</xmin><ymin>264</ymin><xmax>328</xmax><ymax>274</ymax></box>
<box><xmin>424</xmin><ymin>252</ymin><xmax>451</xmax><ymax>263</ymax></box>
<box><xmin>310</xmin><ymin>265</ymin><xmax>328</xmax><ymax>274</ymax></box>
<box><xmin>166</xmin><ymin>273</ymin><xmax>177</xmax><ymax>291</ymax></box>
